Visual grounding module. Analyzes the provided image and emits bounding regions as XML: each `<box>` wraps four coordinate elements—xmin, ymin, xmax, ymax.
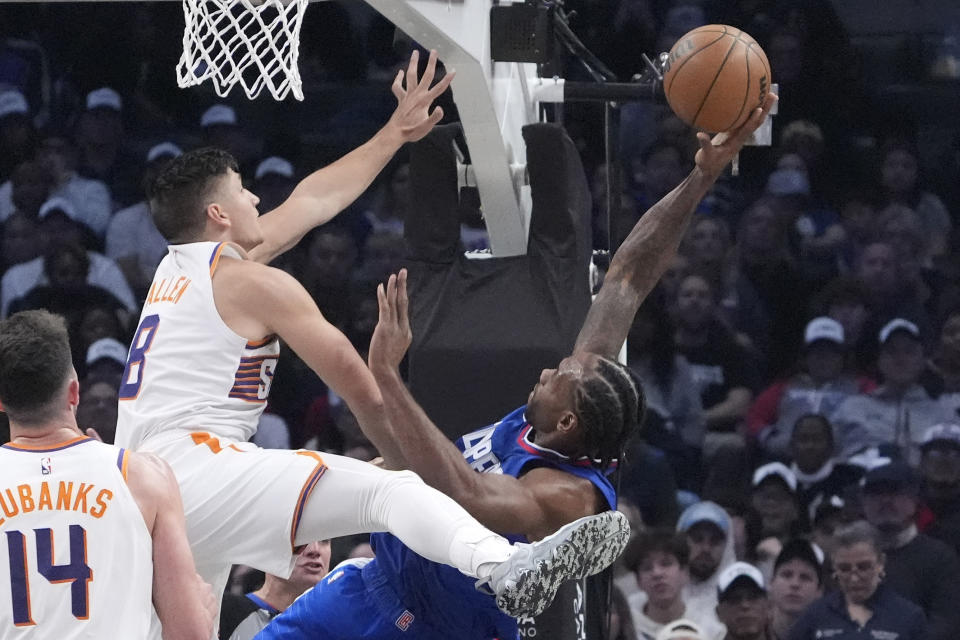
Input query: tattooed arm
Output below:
<box><xmin>574</xmin><ymin>93</ymin><xmax>777</xmax><ymax>360</ymax></box>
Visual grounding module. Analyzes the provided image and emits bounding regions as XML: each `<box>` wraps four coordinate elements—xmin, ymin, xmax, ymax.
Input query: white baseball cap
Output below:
<box><xmin>86</xmin><ymin>87</ymin><xmax>123</xmax><ymax>112</ymax></box>
<box><xmin>676</xmin><ymin>501</ymin><xmax>729</xmax><ymax>535</ymax></box>
<box><xmin>879</xmin><ymin>318</ymin><xmax>920</xmax><ymax>345</ymax></box>
<box><xmin>655</xmin><ymin>619</ymin><xmax>705</xmax><ymax>640</ymax></box>
<box><xmin>921</xmin><ymin>423</ymin><xmax>960</xmax><ymax>450</ymax></box>
<box><xmin>38</xmin><ymin>197</ymin><xmax>78</xmax><ymax>221</ymax></box>
<box><xmin>86</xmin><ymin>338</ymin><xmax>128</xmax><ymax>368</ymax></box>
<box><xmin>804</xmin><ymin>316</ymin><xmax>844</xmax><ymax>346</ymax></box>
<box><xmin>201</xmin><ymin>104</ymin><xmax>238</xmax><ymax>128</ymax></box>
<box><xmin>717</xmin><ymin>561</ymin><xmax>765</xmax><ymax>597</ymax></box>
<box><xmin>146</xmin><ymin>142</ymin><xmax>183</xmax><ymax>163</ymax></box>
<box><xmin>255</xmin><ymin>156</ymin><xmax>294</xmax><ymax>180</ymax></box>
<box><xmin>0</xmin><ymin>89</ymin><xmax>28</xmax><ymax>119</ymax></box>
<box><xmin>752</xmin><ymin>462</ymin><xmax>798</xmax><ymax>493</ymax></box>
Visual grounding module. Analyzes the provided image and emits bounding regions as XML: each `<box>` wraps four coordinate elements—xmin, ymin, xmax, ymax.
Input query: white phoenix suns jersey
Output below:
<box><xmin>0</xmin><ymin>437</ymin><xmax>152</xmax><ymax>638</ymax></box>
<box><xmin>116</xmin><ymin>242</ymin><xmax>280</xmax><ymax>448</ymax></box>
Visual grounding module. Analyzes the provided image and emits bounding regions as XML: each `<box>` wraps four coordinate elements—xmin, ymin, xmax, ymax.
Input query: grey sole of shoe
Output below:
<box><xmin>495</xmin><ymin>511</ymin><xmax>630</xmax><ymax>618</ymax></box>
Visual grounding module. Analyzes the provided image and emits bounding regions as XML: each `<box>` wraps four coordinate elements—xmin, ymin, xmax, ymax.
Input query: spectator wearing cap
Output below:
<box><xmin>715</xmin><ymin>562</ymin><xmax>771</xmax><ymax>640</ymax></box>
<box><xmin>76</xmin><ymin>373</ymin><xmax>120</xmax><ymax>444</ymax></box>
<box><xmin>810</xmin><ymin>277</ymin><xmax>872</xmax><ymax>375</ymax></box>
<box><xmin>831</xmin><ymin>318</ymin><xmax>955</xmax><ymax>464</ymax></box>
<box><xmin>766</xmin><ymin>155</ymin><xmax>844</xmax><ymax>284</ymax></box>
<box><xmin>0</xmin><ymin>89</ymin><xmax>36</xmax><ymax>182</ymax></box>
<box><xmin>768</xmin><ymin>540</ymin><xmax>824</xmax><ymax>640</ymax></box>
<box><xmin>622</xmin><ymin>529</ymin><xmax>725</xmax><ymax>640</ymax></box>
<box><xmin>676</xmin><ymin>502</ymin><xmax>737</xmax><ymax>630</ymax></box>
<box><xmin>860</xmin><ymin>462</ymin><xmax>960</xmax><ymax>639</ymax></box>
<box><xmin>786</xmin><ymin>414</ymin><xmax>863</xmax><ymax>525</ymax></box>
<box><xmin>0</xmin><ymin>196</ymin><xmax>136</xmax><ymax>318</ymax></box>
<box><xmin>85</xmin><ymin>337</ymin><xmax>127</xmax><ymax>387</ymax></box>
<box><xmin>746</xmin><ymin>463</ymin><xmax>802</xmax><ymax>581</ymax></box>
<box><xmin>656</xmin><ymin>619</ymin><xmax>708</xmax><ymax>640</ymax></box>
<box><xmin>76</xmin><ymin>87</ymin><xmax>140</xmax><ymax>207</ymax></box>
<box><xmin>855</xmin><ymin>241</ymin><xmax>930</xmax><ymax>341</ymax></box>
<box><xmin>808</xmin><ymin>494</ymin><xmax>847</xmax><ymax>564</ymax></box>
<box><xmin>253</xmin><ymin>156</ymin><xmax>297</xmax><ymax>213</ymax></box>
<box><xmin>749</xmin><ymin>317</ymin><xmax>872</xmax><ymax>457</ymax></box>
<box><xmin>105</xmin><ymin>141</ymin><xmax>181</xmax><ymax>293</ymax></box>
<box><xmin>788</xmin><ymin>521</ymin><xmax>927</xmax><ymax>640</ymax></box>
<box><xmin>919</xmin><ymin>424</ymin><xmax>960</xmax><ymax>554</ymax></box>
<box><xmin>33</xmin><ymin>133</ymin><xmax>112</xmax><ymax>237</ymax></box>
<box><xmin>200</xmin><ymin>104</ymin><xmax>251</xmax><ymax>168</ymax></box>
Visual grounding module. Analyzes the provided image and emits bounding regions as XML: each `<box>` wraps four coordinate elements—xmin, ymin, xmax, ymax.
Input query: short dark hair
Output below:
<box><xmin>773</xmin><ymin>538</ymin><xmax>823</xmax><ymax>585</ymax></box>
<box><xmin>147</xmin><ymin>147</ymin><xmax>239</xmax><ymax>243</ymax></box>
<box><xmin>576</xmin><ymin>357</ymin><xmax>644</xmax><ymax>469</ymax></box>
<box><xmin>622</xmin><ymin>529</ymin><xmax>690</xmax><ymax>573</ymax></box>
<box><xmin>0</xmin><ymin>310</ymin><xmax>74</xmax><ymax>424</ymax></box>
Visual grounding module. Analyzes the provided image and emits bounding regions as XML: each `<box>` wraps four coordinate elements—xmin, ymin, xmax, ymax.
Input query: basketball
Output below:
<box><xmin>663</xmin><ymin>25</ymin><xmax>771</xmax><ymax>133</ymax></box>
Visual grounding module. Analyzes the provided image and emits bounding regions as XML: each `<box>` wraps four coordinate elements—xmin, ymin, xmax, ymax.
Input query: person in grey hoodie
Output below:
<box><xmin>831</xmin><ymin>318</ymin><xmax>955</xmax><ymax>464</ymax></box>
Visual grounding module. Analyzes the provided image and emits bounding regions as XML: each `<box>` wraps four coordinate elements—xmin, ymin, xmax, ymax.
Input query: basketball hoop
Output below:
<box><xmin>176</xmin><ymin>0</ymin><xmax>309</xmax><ymax>101</ymax></box>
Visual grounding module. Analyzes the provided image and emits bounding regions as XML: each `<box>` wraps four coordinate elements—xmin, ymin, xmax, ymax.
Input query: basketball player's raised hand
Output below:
<box><xmin>694</xmin><ymin>92</ymin><xmax>777</xmax><ymax>178</ymax></box>
<box><xmin>387</xmin><ymin>50</ymin><xmax>456</xmax><ymax>143</ymax></box>
<box><xmin>370</xmin><ymin>269</ymin><xmax>413</xmax><ymax>371</ymax></box>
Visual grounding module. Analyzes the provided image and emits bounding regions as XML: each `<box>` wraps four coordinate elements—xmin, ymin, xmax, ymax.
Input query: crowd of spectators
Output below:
<box><xmin>2</xmin><ymin>1</ymin><xmax>960</xmax><ymax>639</ymax></box>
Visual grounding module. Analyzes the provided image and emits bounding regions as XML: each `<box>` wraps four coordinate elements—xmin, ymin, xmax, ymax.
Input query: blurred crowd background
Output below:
<box><xmin>2</xmin><ymin>1</ymin><xmax>960</xmax><ymax>639</ymax></box>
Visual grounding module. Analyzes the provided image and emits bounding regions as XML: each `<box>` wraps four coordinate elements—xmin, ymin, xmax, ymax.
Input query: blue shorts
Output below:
<box><xmin>254</xmin><ymin>559</ymin><xmax>451</xmax><ymax>640</ymax></box>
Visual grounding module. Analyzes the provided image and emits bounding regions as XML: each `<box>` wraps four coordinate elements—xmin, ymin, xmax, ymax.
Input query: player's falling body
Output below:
<box><xmin>0</xmin><ymin>310</ymin><xmax>216</xmax><ymax>640</ymax></box>
<box><xmin>113</xmin><ymin>49</ymin><xmax>626</xmax><ymax>634</ymax></box>
<box><xmin>254</xmin><ymin>94</ymin><xmax>778</xmax><ymax>640</ymax></box>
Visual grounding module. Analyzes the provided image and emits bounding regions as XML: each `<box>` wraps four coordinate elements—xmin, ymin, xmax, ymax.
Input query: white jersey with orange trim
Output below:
<box><xmin>115</xmin><ymin>241</ymin><xmax>280</xmax><ymax>448</ymax></box>
<box><xmin>0</xmin><ymin>437</ymin><xmax>153</xmax><ymax>638</ymax></box>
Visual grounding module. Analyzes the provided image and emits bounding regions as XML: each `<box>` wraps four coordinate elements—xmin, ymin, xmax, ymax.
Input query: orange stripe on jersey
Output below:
<box><xmin>246</xmin><ymin>336</ymin><xmax>275</xmax><ymax>349</ymax></box>
<box><xmin>209</xmin><ymin>242</ymin><xmax>227</xmax><ymax>276</ymax></box>
<box><xmin>120</xmin><ymin>450</ymin><xmax>130</xmax><ymax>482</ymax></box>
<box><xmin>2</xmin><ymin>436</ymin><xmax>92</xmax><ymax>452</ymax></box>
<box><xmin>290</xmin><ymin>451</ymin><xmax>327</xmax><ymax>550</ymax></box>
<box><xmin>191</xmin><ymin>432</ymin><xmax>223</xmax><ymax>454</ymax></box>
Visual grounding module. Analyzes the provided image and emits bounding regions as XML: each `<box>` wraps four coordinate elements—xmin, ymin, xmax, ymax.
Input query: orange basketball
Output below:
<box><xmin>662</xmin><ymin>25</ymin><xmax>771</xmax><ymax>133</ymax></box>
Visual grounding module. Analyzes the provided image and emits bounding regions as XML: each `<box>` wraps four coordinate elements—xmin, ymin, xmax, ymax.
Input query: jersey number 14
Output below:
<box><xmin>6</xmin><ymin>524</ymin><xmax>92</xmax><ymax>626</ymax></box>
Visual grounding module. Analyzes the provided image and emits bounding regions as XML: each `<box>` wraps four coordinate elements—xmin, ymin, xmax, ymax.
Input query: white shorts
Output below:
<box><xmin>145</xmin><ymin>431</ymin><xmax>326</xmax><ymax>580</ymax></box>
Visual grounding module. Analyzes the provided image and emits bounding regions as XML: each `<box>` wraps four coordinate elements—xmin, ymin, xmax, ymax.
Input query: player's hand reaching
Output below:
<box><xmin>370</xmin><ymin>269</ymin><xmax>413</xmax><ymax>372</ymax></box>
<box><xmin>694</xmin><ymin>92</ymin><xmax>777</xmax><ymax>178</ymax></box>
<box><xmin>387</xmin><ymin>49</ymin><xmax>456</xmax><ymax>143</ymax></box>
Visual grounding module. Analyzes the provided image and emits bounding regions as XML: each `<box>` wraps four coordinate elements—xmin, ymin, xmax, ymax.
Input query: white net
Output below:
<box><xmin>177</xmin><ymin>0</ymin><xmax>309</xmax><ymax>101</ymax></box>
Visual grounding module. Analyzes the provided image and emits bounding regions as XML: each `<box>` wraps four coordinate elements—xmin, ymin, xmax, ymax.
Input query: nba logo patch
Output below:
<box><xmin>395</xmin><ymin>610</ymin><xmax>414</xmax><ymax>632</ymax></box>
<box><xmin>40</xmin><ymin>457</ymin><xmax>52</xmax><ymax>475</ymax></box>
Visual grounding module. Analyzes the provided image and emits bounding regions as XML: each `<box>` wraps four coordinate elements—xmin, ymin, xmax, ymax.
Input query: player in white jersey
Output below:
<box><xmin>113</xmin><ymin>48</ymin><xmax>631</xmax><ymax>628</ymax></box>
<box><xmin>0</xmin><ymin>310</ymin><xmax>216</xmax><ymax>639</ymax></box>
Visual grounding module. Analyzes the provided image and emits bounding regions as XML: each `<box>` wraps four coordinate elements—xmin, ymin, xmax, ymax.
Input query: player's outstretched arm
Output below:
<box><xmin>213</xmin><ymin>257</ymin><xmax>410</xmax><ymax>468</ymax></box>
<box><xmin>249</xmin><ymin>50</ymin><xmax>454</xmax><ymax>265</ymax></box>
<box><xmin>574</xmin><ymin>92</ymin><xmax>777</xmax><ymax>360</ymax></box>
<box><xmin>126</xmin><ymin>452</ymin><xmax>217</xmax><ymax>640</ymax></box>
<box><xmin>369</xmin><ymin>270</ymin><xmax>602</xmax><ymax>539</ymax></box>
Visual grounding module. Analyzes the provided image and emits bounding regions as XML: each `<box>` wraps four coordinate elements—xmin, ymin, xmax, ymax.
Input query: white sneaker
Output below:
<box><xmin>476</xmin><ymin>510</ymin><xmax>630</xmax><ymax>618</ymax></box>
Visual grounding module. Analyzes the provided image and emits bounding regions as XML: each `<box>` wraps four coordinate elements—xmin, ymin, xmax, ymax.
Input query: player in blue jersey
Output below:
<box><xmin>257</xmin><ymin>93</ymin><xmax>778</xmax><ymax>640</ymax></box>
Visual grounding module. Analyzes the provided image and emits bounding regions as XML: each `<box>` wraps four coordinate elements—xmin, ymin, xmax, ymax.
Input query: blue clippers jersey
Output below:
<box><xmin>370</xmin><ymin>406</ymin><xmax>617</xmax><ymax>640</ymax></box>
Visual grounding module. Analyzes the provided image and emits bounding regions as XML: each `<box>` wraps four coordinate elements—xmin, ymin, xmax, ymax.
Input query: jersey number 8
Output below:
<box><xmin>119</xmin><ymin>314</ymin><xmax>160</xmax><ymax>400</ymax></box>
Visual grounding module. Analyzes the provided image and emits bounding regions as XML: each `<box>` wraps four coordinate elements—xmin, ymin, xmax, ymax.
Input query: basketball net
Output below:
<box><xmin>177</xmin><ymin>0</ymin><xmax>309</xmax><ymax>101</ymax></box>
